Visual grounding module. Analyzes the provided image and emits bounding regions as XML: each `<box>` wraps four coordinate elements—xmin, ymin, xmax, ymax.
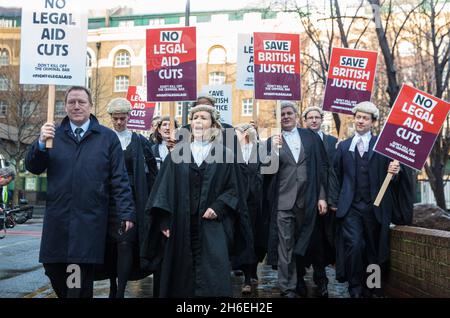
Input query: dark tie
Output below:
<box><xmin>74</xmin><ymin>127</ymin><xmax>83</xmax><ymax>142</ymax></box>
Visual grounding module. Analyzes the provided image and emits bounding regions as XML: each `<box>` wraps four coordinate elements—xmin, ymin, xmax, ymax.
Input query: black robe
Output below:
<box><xmin>235</xmin><ymin>142</ymin><xmax>268</xmax><ymax>262</ymax></box>
<box><xmin>95</xmin><ymin>132</ymin><xmax>157</xmax><ymax>280</ymax></box>
<box><xmin>262</xmin><ymin>128</ymin><xmax>328</xmax><ymax>266</ymax></box>
<box><xmin>141</xmin><ymin>142</ymin><xmax>255</xmax><ymax>297</ymax></box>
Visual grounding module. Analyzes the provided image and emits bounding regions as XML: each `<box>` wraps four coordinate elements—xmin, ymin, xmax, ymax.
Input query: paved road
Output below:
<box><xmin>0</xmin><ymin>218</ymin><xmax>350</xmax><ymax>298</ymax></box>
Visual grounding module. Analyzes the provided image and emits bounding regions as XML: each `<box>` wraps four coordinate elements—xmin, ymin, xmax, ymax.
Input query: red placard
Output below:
<box><xmin>146</xmin><ymin>26</ymin><xmax>197</xmax><ymax>101</ymax></box>
<box><xmin>253</xmin><ymin>32</ymin><xmax>300</xmax><ymax>100</ymax></box>
<box><xmin>374</xmin><ymin>84</ymin><xmax>450</xmax><ymax>170</ymax></box>
<box><xmin>323</xmin><ymin>47</ymin><xmax>378</xmax><ymax>115</ymax></box>
<box><xmin>126</xmin><ymin>86</ymin><xmax>155</xmax><ymax>131</ymax></box>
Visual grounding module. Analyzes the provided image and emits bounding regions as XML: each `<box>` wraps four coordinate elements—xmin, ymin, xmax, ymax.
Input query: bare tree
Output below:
<box><xmin>0</xmin><ymin>65</ymin><xmax>46</xmax><ymax>204</ymax></box>
<box><xmin>399</xmin><ymin>0</ymin><xmax>450</xmax><ymax>209</ymax></box>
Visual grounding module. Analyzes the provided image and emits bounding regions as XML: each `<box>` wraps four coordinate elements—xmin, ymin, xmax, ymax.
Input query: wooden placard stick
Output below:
<box><xmin>275</xmin><ymin>100</ymin><xmax>281</xmax><ymax>148</ymax></box>
<box><xmin>374</xmin><ymin>159</ymin><xmax>399</xmax><ymax>207</ymax></box>
<box><xmin>46</xmin><ymin>85</ymin><xmax>55</xmax><ymax>149</ymax></box>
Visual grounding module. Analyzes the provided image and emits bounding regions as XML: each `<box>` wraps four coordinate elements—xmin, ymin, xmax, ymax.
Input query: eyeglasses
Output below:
<box><xmin>306</xmin><ymin>116</ymin><xmax>322</xmax><ymax>120</ymax></box>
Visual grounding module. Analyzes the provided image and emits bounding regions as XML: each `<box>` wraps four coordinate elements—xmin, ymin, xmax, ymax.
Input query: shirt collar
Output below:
<box><xmin>282</xmin><ymin>127</ymin><xmax>298</xmax><ymax>136</ymax></box>
<box><xmin>317</xmin><ymin>130</ymin><xmax>324</xmax><ymax>140</ymax></box>
<box><xmin>70</xmin><ymin>119</ymin><xmax>90</xmax><ymax>134</ymax></box>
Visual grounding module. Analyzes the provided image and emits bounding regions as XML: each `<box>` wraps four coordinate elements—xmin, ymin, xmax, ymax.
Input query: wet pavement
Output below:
<box><xmin>1</xmin><ymin>217</ymin><xmax>351</xmax><ymax>298</ymax></box>
<box><xmin>36</xmin><ymin>264</ymin><xmax>350</xmax><ymax>298</ymax></box>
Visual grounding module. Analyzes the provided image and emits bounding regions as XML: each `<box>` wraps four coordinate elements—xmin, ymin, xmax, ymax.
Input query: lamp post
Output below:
<box><xmin>181</xmin><ymin>0</ymin><xmax>190</xmax><ymax>126</ymax></box>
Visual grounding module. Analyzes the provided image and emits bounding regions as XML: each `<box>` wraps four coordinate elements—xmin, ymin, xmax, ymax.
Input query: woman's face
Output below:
<box><xmin>235</xmin><ymin>129</ymin><xmax>248</xmax><ymax>144</ymax></box>
<box><xmin>191</xmin><ymin>111</ymin><xmax>212</xmax><ymax>140</ymax></box>
<box><xmin>158</xmin><ymin>120</ymin><xmax>171</xmax><ymax>140</ymax></box>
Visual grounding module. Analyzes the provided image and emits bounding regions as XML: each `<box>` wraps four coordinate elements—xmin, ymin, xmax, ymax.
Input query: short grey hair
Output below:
<box><xmin>0</xmin><ymin>166</ymin><xmax>15</xmax><ymax>180</ymax></box>
<box><xmin>280</xmin><ymin>101</ymin><xmax>298</xmax><ymax>114</ymax></box>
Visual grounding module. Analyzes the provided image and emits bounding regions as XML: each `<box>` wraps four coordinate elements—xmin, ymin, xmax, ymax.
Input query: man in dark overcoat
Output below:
<box><xmin>25</xmin><ymin>86</ymin><xmax>135</xmax><ymax>298</ymax></box>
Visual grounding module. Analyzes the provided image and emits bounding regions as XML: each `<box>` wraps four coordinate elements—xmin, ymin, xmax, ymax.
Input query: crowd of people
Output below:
<box><xmin>25</xmin><ymin>85</ymin><xmax>413</xmax><ymax>298</ymax></box>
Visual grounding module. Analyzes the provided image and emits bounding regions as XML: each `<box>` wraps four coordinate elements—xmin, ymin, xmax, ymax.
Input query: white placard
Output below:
<box><xmin>19</xmin><ymin>0</ymin><xmax>88</xmax><ymax>85</ymax></box>
<box><xmin>236</xmin><ymin>34</ymin><xmax>254</xmax><ymax>90</ymax></box>
<box><xmin>201</xmin><ymin>84</ymin><xmax>233</xmax><ymax>125</ymax></box>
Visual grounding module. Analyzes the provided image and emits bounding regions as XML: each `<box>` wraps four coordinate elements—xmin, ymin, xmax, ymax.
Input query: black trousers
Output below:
<box><xmin>341</xmin><ymin>201</ymin><xmax>380</xmax><ymax>296</ymax></box>
<box><xmin>43</xmin><ymin>263</ymin><xmax>95</xmax><ymax>298</ymax></box>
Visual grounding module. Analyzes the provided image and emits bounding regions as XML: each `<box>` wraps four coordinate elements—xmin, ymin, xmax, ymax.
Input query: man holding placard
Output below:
<box><xmin>329</xmin><ymin>101</ymin><xmax>404</xmax><ymax>298</ymax></box>
<box><xmin>25</xmin><ymin>86</ymin><xmax>135</xmax><ymax>298</ymax></box>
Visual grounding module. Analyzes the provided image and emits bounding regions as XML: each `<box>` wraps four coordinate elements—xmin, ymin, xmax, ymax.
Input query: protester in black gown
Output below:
<box><xmin>234</xmin><ymin>123</ymin><xmax>267</xmax><ymax>295</ymax></box>
<box><xmin>143</xmin><ymin>104</ymin><xmax>255</xmax><ymax>298</ymax></box>
<box><xmin>100</xmin><ymin>98</ymin><xmax>157</xmax><ymax>298</ymax></box>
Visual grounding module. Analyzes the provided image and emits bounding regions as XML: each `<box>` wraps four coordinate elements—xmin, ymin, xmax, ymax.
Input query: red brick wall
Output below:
<box><xmin>386</xmin><ymin>226</ymin><xmax>450</xmax><ymax>298</ymax></box>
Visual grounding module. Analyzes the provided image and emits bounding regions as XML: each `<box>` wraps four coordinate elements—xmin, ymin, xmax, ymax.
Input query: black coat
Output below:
<box><xmin>263</xmin><ymin>128</ymin><xmax>328</xmax><ymax>265</ymax></box>
<box><xmin>235</xmin><ymin>142</ymin><xmax>268</xmax><ymax>262</ymax></box>
<box><xmin>25</xmin><ymin>115</ymin><xmax>135</xmax><ymax>264</ymax></box>
<box><xmin>141</xmin><ymin>142</ymin><xmax>255</xmax><ymax>297</ymax></box>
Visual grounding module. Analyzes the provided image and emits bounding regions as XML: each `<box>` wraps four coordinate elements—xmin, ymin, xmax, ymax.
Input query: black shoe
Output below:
<box><xmin>280</xmin><ymin>291</ymin><xmax>297</xmax><ymax>298</ymax></box>
<box><xmin>296</xmin><ymin>278</ymin><xmax>308</xmax><ymax>297</ymax></box>
<box><xmin>316</xmin><ymin>283</ymin><xmax>328</xmax><ymax>298</ymax></box>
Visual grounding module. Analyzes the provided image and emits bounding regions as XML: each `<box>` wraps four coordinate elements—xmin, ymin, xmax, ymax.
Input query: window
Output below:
<box><xmin>0</xmin><ymin>101</ymin><xmax>7</xmax><ymax>117</ymax></box>
<box><xmin>228</xmin><ymin>12</ymin><xmax>244</xmax><ymax>21</ymax></box>
<box><xmin>0</xmin><ymin>49</ymin><xmax>9</xmax><ymax>66</ymax></box>
<box><xmin>86</xmin><ymin>75</ymin><xmax>92</xmax><ymax>90</ymax></box>
<box><xmin>176</xmin><ymin>102</ymin><xmax>183</xmax><ymax>117</ymax></box>
<box><xmin>55</xmin><ymin>100</ymin><xmax>65</xmax><ymax>117</ymax></box>
<box><xmin>23</xmin><ymin>84</ymin><xmax>40</xmax><ymax>91</ymax></box>
<box><xmin>154</xmin><ymin>102</ymin><xmax>161</xmax><ymax>117</ymax></box>
<box><xmin>118</xmin><ymin>20</ymin><xmax>134</xmax><ymax>27</ymax></box>
<box><xmin>148</xmin><ymin>18</ymin><xmax>165</xmax><ymax>26</ymax></box>
<box><xmin>242</xmin><ymin>98</ymin><xmax>253</xmax><ymax>116</ymax></box>
<box><xmin>197</xmin><ymin>15</ymin><xmax>211</xmax><ymax>23</ymax></box>
<box><xmin>208</xmin><ymin>72</ymin><xmax>225</xmax><ymax>85</ymax></box>
<box><xmin>0</xmin><ymin>76</ymin><xmax>9</xmax><ymax>91</ymax></box>
<box><xmin>86</xmin><ymin>52</ymin><xmax>92</xmax><ymax>67</ymax></box>
<box><xmin>208</xmin><ymin>47</ymin><xmax>226</xmax><ymax>64</ymax></box>
<box><xmin>262</xmin><ymin>11</ymin><xmax>277</xmax><ymax>19</ymax></box>
<box><xmin>115</xmin><ymin>75</ymin><xmax>129</xmax><ymax>92</ymax></box>
<box><xmin>115</xmin><ymin>50</ymin><xmax>130</xmax><ymax>67</ymax></box>
<box><xmin>21</xmin><ymin>102</ymin><xmax>38</xmax><ymax>117</ymax></box>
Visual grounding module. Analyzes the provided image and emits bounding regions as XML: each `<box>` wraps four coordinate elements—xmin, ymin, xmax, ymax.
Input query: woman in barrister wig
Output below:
<box><xmin>142</xmin><ymin>104</ymin><xmax>255</xmax><ymax>298</ymax></box>
<box><xmin>95</xmin><ymin>98</ymin><xmax>157</xmax><ymax>298</ymax></box>
<box><xmin>234</xmin><ymin>123</ymin><xmax>267</xmax><ymax>295</ymax></box>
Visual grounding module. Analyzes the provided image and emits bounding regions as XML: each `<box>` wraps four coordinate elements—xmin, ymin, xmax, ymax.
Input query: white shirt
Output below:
<box><xmin>241</xmin><ymin>143</ymin><xmax>253</xmax><ymax>164</ymax></box>
<box><xmin>349</xmin><ymin>131</ymin><xmax>371</xmax><ymax>154</ymax></box>
<box><xmin>317</xmin><ymin>130</ymin><xmax>324</xmax><ymax>141</ymax></box>
<box><xmin>282</xmin><ymin>127</ymin><xmax>301</xmax><ymax>163</ymax></box>
<box><xmin>115</xmin><ymin>129</ymin><xmax>132</xmax><ymax>150</ymax></box>
<box><xmin>158</xmin><ymin>141</ymin><xmax>169</xmax><ymax>162</ymax></box>
<box><xmin>190</xmin><ymin>140</ymin><xmax>212</xmax><ymax>166</ymax></box>
<box><xmin>69</xmin><ymin>120</ymin><xmax>90</xmax><ymax>139</ymax></box>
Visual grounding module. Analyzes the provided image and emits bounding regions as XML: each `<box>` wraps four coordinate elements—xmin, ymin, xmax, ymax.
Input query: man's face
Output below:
<box><xmin>111</xmin><ymin>113</ymin><xmax>129</xmax><ymax>132</ymax></box>
<box><xmin>65</xmin><ymin>89</ymin><xmax>92</xmax><ymax>126</ymax></box>
<box><xmin>0</xmin><ymin>175</ymin><xmax>12</xmax><ymax>187</ymax></box>
<box><xmin>304</xmin><ymin>110</ymin><xmax>323</xmax><ymax>132</ymax></box>
<box><xmin>354</xmin><ymin>111</ymin><xmax>374</xmax><ymax>134</ymax></box>
<box><xmin>281</xmin><ymin>106</ymin><xmax>298</xmax><ymax>131</ymax></box>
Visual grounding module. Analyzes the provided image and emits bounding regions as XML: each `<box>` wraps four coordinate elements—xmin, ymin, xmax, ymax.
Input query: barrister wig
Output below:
<box><xmin>235</xmin><ymin>123</ymin><xmax>257</xmax><ymax>144</ymax></box>
<box><xmin>352</xmin><ymin>101</ymin><xmax>379</xmax><ymax>120</ymax></box>
<box><xmin>106</xmin><ymin>98</ymin><xmax>132</xmax><ymax>114</ymax></box>
<box><xmin>302</xmin><ymin>106</ymin><xmax>324</xmax><ymax>120</ymax></box>
<box><xmin>188</xmin><ymin>104</ymin><xmax>223</xmax><ymax>141</ymax></box>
